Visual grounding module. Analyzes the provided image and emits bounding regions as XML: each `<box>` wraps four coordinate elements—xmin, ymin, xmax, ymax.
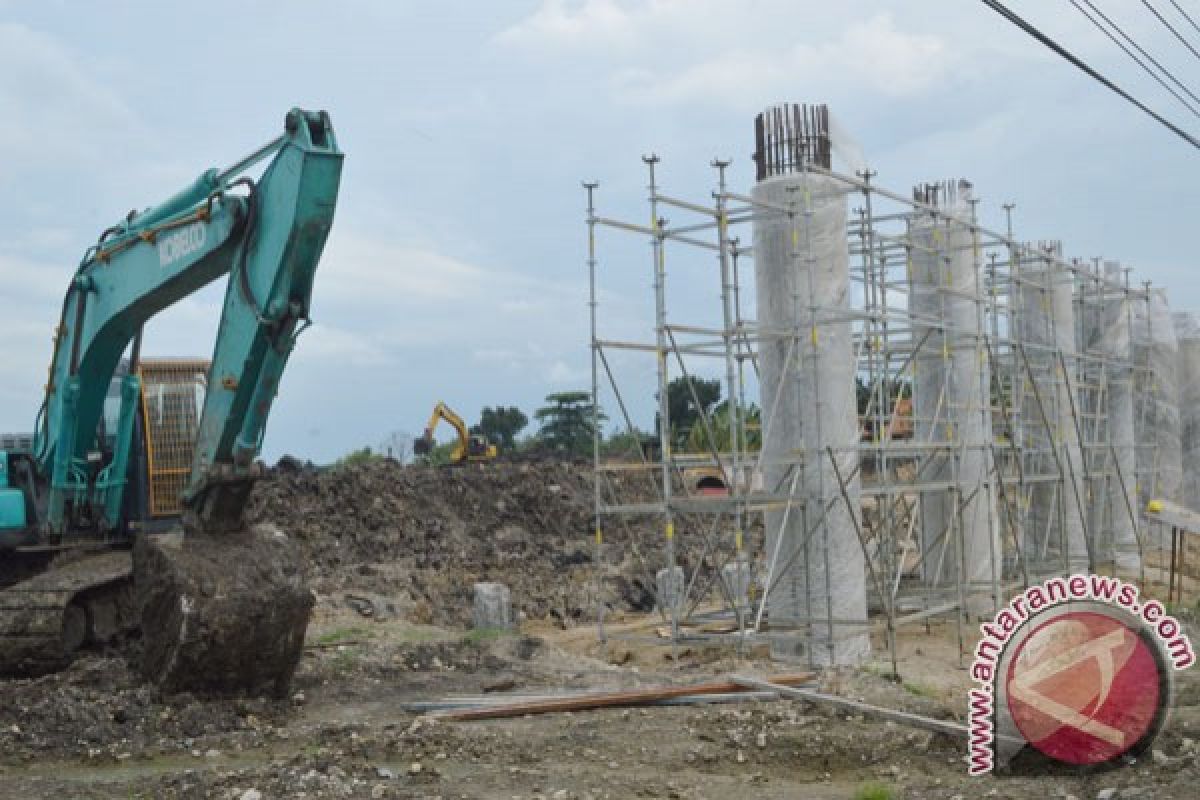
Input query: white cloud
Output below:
<box><xmin>316</xmin><ymin>230</ymin><xmax>494</xmax><ymax>305</ymax></box>
<box><xmin>307</xmin><ymin>226</ymin><xmax>589</xmax><ymax>374</ymax></box>
<box><xmin>296</xmin><ymin>323</ymin><xmax>395</xmax><ymax>368</ymax></box>
<box><xmin>545</xmin><ymin>358</ymin><xmax>589</xmax><ymax>384</ymax></box>
<box><xmin>497</xmin><ymin>4</ymin><xmax>954</xmax><ymax>110</ymax></box>
<box><xmin>496</xmin><ymin>0</ymin><xmax>635</xmax><ymax>49</ymax></box>
<box><xmin>614</xmin><ymin>14</ymin><xmax>951</xmax><ymax>108</ymax></box>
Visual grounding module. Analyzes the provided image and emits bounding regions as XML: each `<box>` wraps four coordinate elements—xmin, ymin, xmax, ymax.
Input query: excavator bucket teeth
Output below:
<box><xmin>134</xmin><ymin>526</ymin><xmax>313</xmax><ymax>696</ymax></box>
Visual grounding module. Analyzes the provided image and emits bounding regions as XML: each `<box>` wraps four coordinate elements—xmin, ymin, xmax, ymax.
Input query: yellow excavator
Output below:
<box><xmin>413</xmin><ymin>402</ymin><xmax>497</xmax><ymax>464</ymax></box>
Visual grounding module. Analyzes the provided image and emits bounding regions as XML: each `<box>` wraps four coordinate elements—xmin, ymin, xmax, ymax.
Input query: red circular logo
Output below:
<box><xmin>1005</xmin><ymin>611</ymin><xmax>1163</xmax><ymax>765</ymax></box>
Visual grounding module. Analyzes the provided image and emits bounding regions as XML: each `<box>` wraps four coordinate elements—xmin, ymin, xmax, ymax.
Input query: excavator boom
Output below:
<box><xmin>36</xmin><ymin>109</ymin><xmax>341</xmax><ymax>536</ymax></box>
<box><xmin>0</xmin><ymin>109</ymin><xmax>343</xmax><ymax>693</ymax></box>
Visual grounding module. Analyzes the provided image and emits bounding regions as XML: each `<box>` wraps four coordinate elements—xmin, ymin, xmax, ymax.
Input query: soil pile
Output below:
<box><xmin>0</xmin><ymin>656</ymin><xmax>282</xmax><ymax>763</ymax></box>
<box><xmin>247</xmin><ymin>459</ymin><xmax>654</xmax><ymax>628</ymax></box>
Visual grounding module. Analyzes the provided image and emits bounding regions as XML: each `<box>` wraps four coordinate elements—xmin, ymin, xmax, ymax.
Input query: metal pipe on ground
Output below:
<box><xmin>432</xmin><ymin>672</ymin><xmax>814</xmax><ymax>721</ymax></box>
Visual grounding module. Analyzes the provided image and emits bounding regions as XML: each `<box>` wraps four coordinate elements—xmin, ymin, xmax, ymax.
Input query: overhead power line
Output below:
<box><xmin>1141</xmin><ymin>0</ymin><xmax>1200</xmax><ymax>62</ymax></box>
<box><xmin>1167</xmin><ymin>0</ymin><xmax>1200</xmax><ymax>37</ymax></box>
<box><xmin>980</xmin><ymin>0</ymin><xmax>1200</xmax><ymax>150</ymax></box>
<box><xmin>1071</xmin><ymin>0</ymin><xmax>1200</xmax><ymax>118</ymax></box>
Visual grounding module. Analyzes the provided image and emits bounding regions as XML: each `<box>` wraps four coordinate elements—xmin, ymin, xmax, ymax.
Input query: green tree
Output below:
<box><xmin>664</xmin><ymin>375</ymin><xmax>721</xmax><ymax>448</ymax></box>
<box><xmin>471</xmin><ymin>406</ymin><xmax>529</xmax><ymax>449</ymax></box>
<box><xmin>601</xmin><ymin>428</ymin><xmax>650</xmax><ymax>460</ymax></box>
<box><xmin>534</xmin><ymin>391</ymin><xmax>606</xmax><ymax>456</ymax></box>
<box><xmin>684</xmin><ymin>402</ymin><xmax>761</xmax><ymax>453</ymax></box>
<box><xmin>424</xmin><ymin>440</ymin><xmax>458</xmax><ymax>466</ymax></box>
<box><xmin>335</xmin><ymin>446</ymin><xmax>381</xmax><ymax>469</ymax></box>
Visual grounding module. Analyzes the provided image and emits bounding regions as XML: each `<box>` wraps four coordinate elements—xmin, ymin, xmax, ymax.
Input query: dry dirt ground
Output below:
<box><xmin>1</xmin><ymin>598</ymin><xmax>1198</xmax><ymax>800</ymax></box>
<box><xmin>2</xmin><ymin>460</ymin><xmax>1199</xmax><ymax>799</ymax></box>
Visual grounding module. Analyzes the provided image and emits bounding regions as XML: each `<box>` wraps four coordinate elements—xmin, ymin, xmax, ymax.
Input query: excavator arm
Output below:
<box><xmin>35</xmin><ymin>108</ymin><xmax>342</xmax><ymax>536</ymax></box>
<box><xmin>0</xmin><ymin>109</ymin><xmax>342</xmax><ymax>692</ymax></box>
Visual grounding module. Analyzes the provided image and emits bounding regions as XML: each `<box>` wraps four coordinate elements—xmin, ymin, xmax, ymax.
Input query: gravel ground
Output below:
<box><xmin>1</xmin><ymin>599</ymin><xmax>1198</xmax><ymax>799</ymax></box>
<box><xmin>2</xmin><ymin>460</ymin><xmax>1198</xmax><ymax>798</ymax></box>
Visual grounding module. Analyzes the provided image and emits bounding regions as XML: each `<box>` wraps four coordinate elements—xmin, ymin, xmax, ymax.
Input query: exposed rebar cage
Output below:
<box><xmin>584</xmin><ymin>108</ymin><xmax>1178</xmax><ymax>673</ymax></box>
<box><xmin>753</xmin><ymin>103</ymin><xmax>831</xmax><ymax>180</ymax></box>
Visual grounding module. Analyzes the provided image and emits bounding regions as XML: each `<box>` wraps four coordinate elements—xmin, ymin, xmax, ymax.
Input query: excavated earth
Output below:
<box><xmin>245</xmin><ymin>459</ymin><xmax>660</xmax><ymax>627</ymax></box>
<box><xmin>0</xmin><ymin>458</ymin><xmax>1198</xmax><ymax>799</ymax></box>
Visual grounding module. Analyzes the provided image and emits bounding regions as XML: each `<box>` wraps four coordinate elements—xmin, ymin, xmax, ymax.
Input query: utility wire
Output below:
<box><xmin>980</xmin><ymin>0</ymin><xmax>1200</xmax><ymax>149</ymax></box>
<box><xmin>1141</xmin><ymin>0</ymin><xmax>1200</xmax><ymax>62</ymax></box>
<box><xmin>1072</xmin><ymin>0</ymin><xmax>1200</xmax><ymax>117</ymax></box>
<box><xmin>1167</xmin><ymin>0</ymin><xmax>1200</xmax><ymax>37</ymax></box>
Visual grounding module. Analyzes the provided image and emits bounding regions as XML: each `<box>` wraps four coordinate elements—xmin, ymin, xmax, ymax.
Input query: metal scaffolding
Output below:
<box><xmin>584</xmin><ymin>105</ymin><xmax>1175</xmax><ymax>672</ymax></box>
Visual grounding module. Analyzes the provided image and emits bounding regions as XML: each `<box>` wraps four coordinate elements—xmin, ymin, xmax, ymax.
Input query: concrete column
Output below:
<box><xmin>1017</xmin><ymin>257</ymin><xmax>1088</xmax><ymax>572</ymax></box>
<box><xmin>1050</xmin><ymin>268</ymin><xmax>1090</xmax><ymax>571</ymax></box>
<box><xmin>1132</xmin><ymin>289</ymin><xmax>1182</xmax><ymax>508</ymax></box>
<box><xmin>908</xmin><ymin>180</ymin><xmax>1000</xmax><ymax>600</ymax></box>
<box><xmin>752</xmin><ymin>103</ymin><xmax>868</xmax><ymax>666</ymax></box>
<box><xmin>1087</xmin><ymin>264</ymin><xmax>1139</xmax><ymax>572</ymax></box>
<box><xmin>1174</xmin><ymin>313</ymin><xmax>1200</xmax><ymax>510</ymax></box>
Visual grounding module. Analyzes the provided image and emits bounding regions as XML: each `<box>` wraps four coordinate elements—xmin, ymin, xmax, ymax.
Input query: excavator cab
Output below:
<box><xmin>467</xmin><ymin>434</ymin><xmax>493</xmax><ymax>459</ymax></box>
<box><xmin>1</xmin><ymin>358</ymin><xmax>207</xmax><ymax>550</ymax></box>
<box><xmin>135</xmin><ymin>360</ymin><xmax>208</xmax><ymax>520</ymax></box>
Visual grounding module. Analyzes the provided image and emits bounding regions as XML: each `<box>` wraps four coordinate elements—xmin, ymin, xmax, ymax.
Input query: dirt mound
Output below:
<box><xmin>247</xmin><ymin>459</ymin><xmax>651</xmax><ymax>628</ymax></box>
<box><xmin>0</xmin><ymin>656</ymin><xmax>283</xmax><ymax>763</ymax></box>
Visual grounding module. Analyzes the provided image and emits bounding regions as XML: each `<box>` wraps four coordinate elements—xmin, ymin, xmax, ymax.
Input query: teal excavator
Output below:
<box><xmin>0</xmin><ymin>109</ymin><xmax>342</xmax><ymax>693</ymax></box>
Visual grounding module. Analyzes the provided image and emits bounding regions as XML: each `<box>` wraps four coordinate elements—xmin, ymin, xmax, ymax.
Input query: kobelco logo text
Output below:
<box><xmin>157</xmin><ymin>222</ymin><xmax>207</xmax><ymax>267</ymax></box>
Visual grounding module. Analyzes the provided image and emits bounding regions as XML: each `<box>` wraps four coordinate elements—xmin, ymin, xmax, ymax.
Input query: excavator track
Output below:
<box><xmin>0</xmin><ymin>551</ymin><xmax>134</xmax><ymax>675</ymax></box>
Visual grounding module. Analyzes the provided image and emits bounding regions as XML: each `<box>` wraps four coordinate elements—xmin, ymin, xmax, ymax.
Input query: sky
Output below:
<box><xmin>1</xmin><ymin>0</ymin><xmax>1198</xmax><ymax>463</ymax></box>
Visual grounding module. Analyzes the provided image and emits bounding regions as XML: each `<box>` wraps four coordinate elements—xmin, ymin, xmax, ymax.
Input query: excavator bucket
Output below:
<box><xmin>134</xmin><ymin>525</ymin><xmax>313</xmax><ymax>696</ymax></box>
<box><xmin>133</xmin><ymin>360</ymin><xmax>314</xmax><ymax>695</ymax></box>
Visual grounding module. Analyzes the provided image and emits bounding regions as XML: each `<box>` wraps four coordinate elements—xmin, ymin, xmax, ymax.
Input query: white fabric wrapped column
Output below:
<box><xmin>1050</xmin><ymin>268</ymin><xmax>1090</xmax><ymax>570</ymax></box>
<box><xmin>1088</xmin><ymin>264</ymin><xmax>1140</xmax><ymax>572</ymax></box>
<box><xmin>1174</xmin><ymin>312</ymin><xmax>1200</xmax><ymax>510</ymax></box>
<box><xmin>908</xmin><ymin>181</ymin><xmax>1000</xmax><ymax>601</ymax></box>
<box><xmin>1133</xmin><ymin>289</ymin><xmax>1182</xmax><ymax>510</ymax></box>
<box><xmin>1018</xmin><ymin>258</ymin><xmax>1088</xmax><ymax>572</ymax></box>
<box><xmin>754</xmin><ymin>170</ymin><xmax>869</xmax><ymax>666</ymax></box>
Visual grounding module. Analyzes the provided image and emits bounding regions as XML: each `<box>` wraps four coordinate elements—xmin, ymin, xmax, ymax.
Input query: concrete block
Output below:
<box><xmin>655</xmin><ymin>566</ymin><xmax>685</xmax><ymax>613</ymax></box>
<box><xmin>472</xmin><ymin>582</ymin><xmax>513</xmax><ymax>630</ymax></box>
<box><xmin>721</xmin><ymin>559</ymin><xmax>752</xmax><ymax>608</ymax></box>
